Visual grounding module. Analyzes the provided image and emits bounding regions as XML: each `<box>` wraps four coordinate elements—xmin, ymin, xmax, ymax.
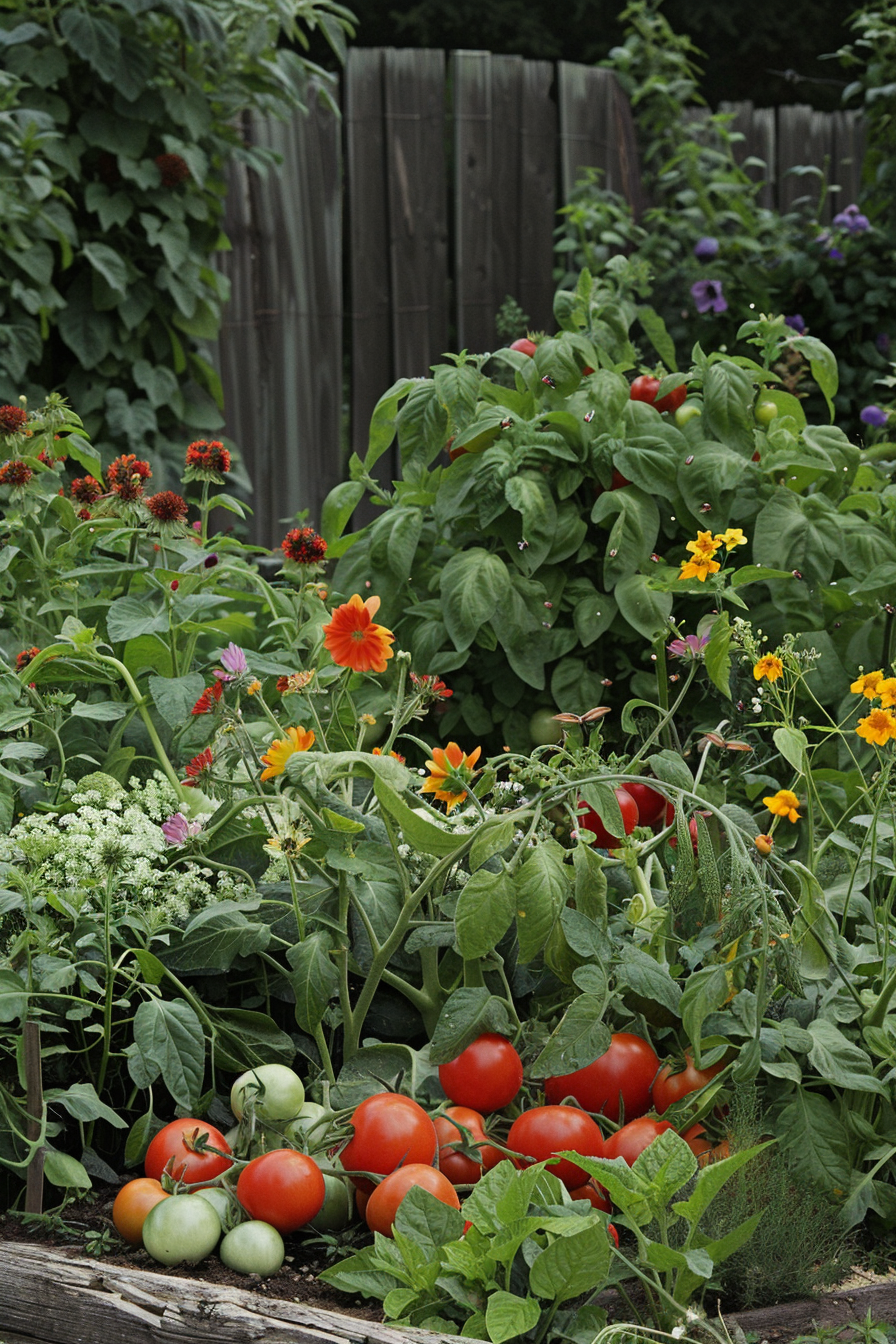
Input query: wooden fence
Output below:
<box><xmin>214</xmin><ymin>49</ymin><xmax>865</xmax><ymax>547</ymax></box>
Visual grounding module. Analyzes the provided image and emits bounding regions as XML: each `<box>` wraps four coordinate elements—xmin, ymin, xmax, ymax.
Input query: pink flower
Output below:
<box><xmin>161</xmin><ymin>812</ymin><xmax>203</xmax><ymax>845</ymax></box>
<box><xmin>667</xmin><ymin>633</ymin><xmax>710</xmax><ymax>661</ymax></box>
<box><xmin>214</xmin><ymin>642</ymin><xmax>249</xmax><ymax>681</ymax></box>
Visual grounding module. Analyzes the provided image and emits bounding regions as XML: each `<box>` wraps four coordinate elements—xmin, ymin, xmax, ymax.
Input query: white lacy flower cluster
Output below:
<box><xmin>0</xmin><ymin>772</ymin><xmax>252</xmax><ymax>931</ymax></box>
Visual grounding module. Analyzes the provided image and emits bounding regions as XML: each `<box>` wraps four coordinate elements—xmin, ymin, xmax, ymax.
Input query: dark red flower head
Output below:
<box><xmin>107</xmin><ymin>454</ymin><xmax>152</xmax><ymax>501</ymax></box>
<box><xmin>281</xmin><ymin>527</ymin><xmax>328</xmax><ymax>565</ymax></box>
<box><xmin>410</xmin><ymin>671</ymin><xmax>453</xmax><ymax>700</ymax></box>
<box><xmin>155</xmin><ymin>153</ymin><xmax>190</xmax><ymax>188</ymax></box>
<box><xmin>0</xmin><ymin>460</ymin><xmax>33</xmax><ymax>488</ymax></box>
<box><xmin>0</xmin><ymin>405</ymin><xmax>27</xmax><ymax>436</ymax></box>
<box><xmin>191</xmin><ymin>682</ymin><xmax>223</xmax><ymax>715</ymax></box>
<box><xmin>146</xmin><ymin>490</ymin><xmax>188</xmax><ymax>523</ymax></box>
<box><xmin>16</xmin><ymin>647</ymin><xmax>40</xmax><ymax>671</ymax></box>
<box><xmin>70</xmin><ymin>475</ymin><xmax>104</xmax><ymax>504</ymax></box>
<box><xmin>185</xmin><ymin>440</ymin><xmax>231</xmax><ymax>474</ymax></box>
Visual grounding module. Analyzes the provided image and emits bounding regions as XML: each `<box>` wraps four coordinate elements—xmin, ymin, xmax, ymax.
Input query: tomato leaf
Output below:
<box><xmin>428</xmin><ymin>988</ymin><xmax>514</xmax><ymax>1065</ymax></box>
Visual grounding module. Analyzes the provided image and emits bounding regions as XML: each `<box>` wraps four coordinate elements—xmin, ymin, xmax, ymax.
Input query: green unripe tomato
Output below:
<box><xmin>529</xmin><ymin>708</ymin><xmax>563</xmax><ymax>747</ymax></box>
<box><xmin>754</xmin><ymin>400</ymin><xmax>779</xmax><ymax>425</ymax></box>
<box><xmin>283</xmin><ymin>1101</ymin><xmax>329</xmax><ymax>1150</ymax></box>
<box><xmin>219</xmin><ymin>1220</ymin><xmax>285</xmax><ymax>1277</ymax></box>
<box><xmin>231</xmin><ymin>1064</ymin><xmax>305</xmax><ymax>1123</ymax></box>
<box><xmin>309</xmin><ymin>1172</ymin><xmax>354</xmax><ymax>1231</ymax></box>
<box><xmin>194</xmin><ymin>1185</ymin><xmax>243</xmax><ymax>1229</ymax></box>
<box><xmin>674</xmin><ymin>401</ymin><xmax>702</xmax><ymax>428</ymax></box>
<box><xmin>142</xmin><ymin>1193</ymin><xmax>221</xmax><ymax>1266</ymax></box>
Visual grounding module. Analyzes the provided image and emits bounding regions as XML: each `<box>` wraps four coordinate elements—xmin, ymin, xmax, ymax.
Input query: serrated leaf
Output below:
<box><xmin>428</xmin><ymin>988</ymin><xmax>514</xmax><ymax>1065</ymax></box>
<box><xmin>530</xmin><ymin>996</ymin><xmax>611</xmax><ymax>1077</ymax></box>
<box><xmin>455</xmin><ymin>868</ymin><xmax>516</xmax><ymax>958</ymax></box>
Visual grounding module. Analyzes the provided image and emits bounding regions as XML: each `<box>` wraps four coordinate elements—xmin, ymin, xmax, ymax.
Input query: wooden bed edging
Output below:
<box><xmin>2</xmin><ymin>1239</ymin><xmax>896</xmax><ymax>1344</ymax></box>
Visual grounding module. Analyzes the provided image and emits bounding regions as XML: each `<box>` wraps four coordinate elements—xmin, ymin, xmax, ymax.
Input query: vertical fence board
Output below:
<box><xmin>777</xmin><ymin>104</ymin><xmax>828</xmax><ymax>215</ymax></box>
<box><xmin>453</xmin><ymin>51</ymin><xmax>495</xmax><ymax>353</ymax></box>
<box><xmin>720</xmin><ymin>100</ymin><xmax>776</xmax><ymax>208</ymax></box>
<box><xmin>384</xmin><ymin>49</ymin><xmax>449</xmax><ymax>379</ymax></box>
<box><xmin>516</xmin><ymin>57</ymin><xmax>557</xmax><ymax>333</ymax></box>
<box><xmin>490</xmin><ymin>55</ymin><xmax>524</xmax><ymax>339</ymax></box>
<box><xmin>346</xmin><ymin>49</ymin><xmax>392</xmax><ymax>466</ymax></box>
<box><xmin>832</xmin><ymin>109</ymin><xmax>867</xmax><ymax>215</ymax></box>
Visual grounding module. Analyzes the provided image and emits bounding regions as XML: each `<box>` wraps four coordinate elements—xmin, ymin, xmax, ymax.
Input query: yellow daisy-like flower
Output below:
<box><xmin>763</xmin><ymin>789</ymin><xmax>801</xmax><ymax>823</ymax></box>
<box><xmin>247</xmin><ymin>679</ymin><xmax>262</xmax><ymax>696</ymax></box>
<box><xmin>678</xmin><ymin>556</ymin><xmax>721</xmax><ymax>582</ymax></box>
<box><xmin>753</xmin><ymin>654</ymin><xmax>783</xmax><ymax>683</ymax></box>
<box><xmin>714</xmin><ymin>527</ymin><xmax>748</xmax><ymax>552</ymax></box>
<box><xmin>856</xmin><ymin>707</ymin><xmax>896</xmax><ymax>747</ymax></box>
<box><xmin>875</xmin><ymin>677</ymin><xmax>896</xmax><ymax>709</ymax></box>
<box><xmin>850</xmin><ymin>670</ymin><xmax>884</xmax><ymax>698</ymax></box>
<box><xmin>421</xmin><ymin>741</ymin><xmax>482</xmax><ymax>813</ymax></box>
<box><xmin>685</xmin><ymin>530</ymin><xmax>720</xmax><ymax>558</ymax></box>
<box><xmin>260</xmin><ymin>724</ymin><xmax>316</xmax><ymax>781</ymax></box>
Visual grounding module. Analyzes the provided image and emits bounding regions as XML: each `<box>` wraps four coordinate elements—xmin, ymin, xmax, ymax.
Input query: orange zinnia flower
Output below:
<box><xmin>753</xmin><ymin>655</ymin><xmax>783</xmax><ymax>683</ymax></box>
<box><xmin>322</xmin><ymin>594</ymin><xmax>395</xmax><ymax>674</ymax></box>
<box><xmin>850</xmin><ymin>670</ymin><xmax>884</xmax><ymax>698</ymax></box>
<box><xmin>422</xmin><ymin>741</ymin><xmax>482</xmax><ymax>813</ymax></box>
<box><xmin>856</xmin><ymin>708</ymin><xmax>896</xmax><ymax>747</ymax></box>
<box><xmin>678</xmin><ymin>556</ymin><xmax>721</xmax><ymax>582</ymax></box>
<box><xmin>260</xmin><ymin>725</ymin><xmax>316</xmax><ymax>781</ymax></box>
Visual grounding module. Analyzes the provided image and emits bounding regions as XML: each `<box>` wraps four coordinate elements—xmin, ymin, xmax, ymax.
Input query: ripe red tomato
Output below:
<box><xmin>610</xmin><ymin>468</ymin><xmax>631</xmax><ymax>490</ymax></box>
<box><xmin>569</xmin><ymin>1180</ymin><xmax>612</xmax><ymax>1212</ymax></box>
<box><xmin>365</xmin><ymin>1163</ymin><xmax>461</xmax><ymax>1236</ymax></box>
<box><xmin>681</xmin><ymin>1124</ymin><xmax>729</xmax><ymax>1166</ymax></box>
<box><xmin>608</xmin><ymin>1222</ymin><xmax>620</xmax><ymax>1247</ymax></box>
<box><xmin>652</xmin><ymin>1052</ymin><xmax>725</xmax><ymax>1114</ymax></box>
<box><xmin>438</xmin><ymin>1034</ymin><xmax>523</xmax><ymax>1114</ymax></box>
<box><xmin>507</xmin><ymin>1105</ymin><xmax>605</xmax><ymax>1189</ymax></box>
<box><xmin>236</xmin><ymin>1149</ymin><xmax>325</xmax><ymax>1233</ymax></box>
<box><xmin>112</xmin><ymin>1178</ymin><xmax>170</xmax><ymax>1246</ymax></box>
<box><xmin>655</xmin><ymin>384</ymin><xmax>687</xmax><ymax>414</ymax></box>
<box><xmin>625</xmin><ymin>780</ymin><xmax>667</xmax><ymax>827</ymax></box>
<box><xmin>577</xmin><ymin>788</ymin><xmax>639</xmax><ymax>849</ymax></box>
<box><xmin>144</xmin><ymin>1118</ymin><xmax>233</xmax><ymax>1185</ymax></box>
<box><xmin>603</xmin><ymin>1116</ymin><xmax>675</xmax><ymax>1166</ymax></box>
<box><xmin>510</xmin><ymin>336</ymin><xmax>537</xmax><ymax>357</ymax></box>
<box><xmin>340</xmin><ymin>1093</ymin><xmax>438</xmax><ymax>1191</ymax></box>
<box><xmin>434</xmin><ymin>1106</ymin><xmax>502</xmax><ymax>1184</ymax></box>
<box><xmin>545</xmin><ymin>1032</ymin><xmax>660</xmax><ymax>1123</ymax></box>
<box><xmin>630</xmin><ymin>375</ymin><xmax>660</xmax><ymax>404</ymax></box>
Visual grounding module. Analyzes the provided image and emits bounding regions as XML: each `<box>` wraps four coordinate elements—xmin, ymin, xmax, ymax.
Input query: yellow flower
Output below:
<box><xmin>421</xmin><ymin>741</ymin><xmax>482</xmax><ymax>813</ymax></box>
<box><xmin>260</xmin><ymin>724</ymin><xmax>316</xmax><ymax>781</ymax></box>
<box><xmin>247</xmin><ymin>679</ymin><xmax>262</xmax><ymax>696</ymax></box>
<box><xmin>876</xmin><ymin>678</ymin><xmax>896</xmax><ymax>709</ymax></box>
<box><xmin>685</xmin><ymin>530</ymin><xmax>720</xmax><ymax>558</ymax></box>
<box><xmin>763</xmin><ymin>789</ymin><xmax>801</xmax><ymax>823</ymax></box>
<box><xmin>714</xmin><ymin>528</ymin><xmax>747</xmax><ymax>552</ymax></box>
<box><xmin>753</xmin><ymin>655</ymin><xmax>783</xmax><ymax>683</ymax></box>
<box><xmin>856</xmin><ymin>708</ymin><xmax>896</xmax><ymax>747</ymax></box>
<box><xmin>850</xmin><ymin>670</ymin><xmax>884</xmax><ymax>698</ymax></box>
<box><xmin>678</xmin><ymin>556</ymin><xmax>721</xmax><ymax>582</ymax></box>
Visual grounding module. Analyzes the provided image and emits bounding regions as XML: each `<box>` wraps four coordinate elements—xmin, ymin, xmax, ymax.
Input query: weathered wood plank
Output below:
<box><xmin>490</xmin><ymin>54</ymin><xmax>525</xmax><ymax>341</ymax></box>
<box><xmin>831</xmin><ymin>108</ymin><xmax>867</xmax><ymax>216</ymax></box>
<box><xmin>0</xmin><ymin>1241</ymin><xmax>457</xmax><ymax>1344</ymax></box>
<box><xmin>777</xmin><ymin>103</ymin><xmax>828</xmax><ymax>215</ymax></box>
<box><xmin>514</xmin><ymin>57</ymin><xmax>557</xmax><ymax>335</ymax></box>
<box><xmin>345</xmin><ymin>48</ymin><xmax>393</xmax><ymax>466</ymax></box>
<box><xmin>453</xmin><ymin>50</ymin><xmax>494</xmax><ymax>355</ymax></box>
<box><xmin>384</xmin><ymin>48</ymin><xmax>449</xmax><ymax>380</ymax></box>
<box><xmin>719</xmin><ymin>100</ymin><xmax>776</xmax><ymax>209</ymax></box>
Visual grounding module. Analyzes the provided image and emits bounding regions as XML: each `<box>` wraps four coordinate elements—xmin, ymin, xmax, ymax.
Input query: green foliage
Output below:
<box><xmin>0</xmin><ymin>0</ymin><xmax>354</xmax><ymax>481</ymax></box>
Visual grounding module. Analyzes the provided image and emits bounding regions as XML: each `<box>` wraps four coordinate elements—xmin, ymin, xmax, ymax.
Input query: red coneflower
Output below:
<box><xmin>0</xmin><ymin>460</ymin><xmax>32</xmax><ymax>488</ymax></box>
<box><xmin>155</xmin><ymin>153</ymin><xmax>190</xmax><ymax>188</ymax></box>
<box><xmin>191</xmin><ymin>682</ymin><xmax>224</xmax><ymax>715</ymax></box>
<box><xmin>107</xmin><ymin>454</ymin><xmax>151</xmax><ymax>502</ymax></box>
<box><xmin>0</xmin><ymin>405</ymin><xmax>27</xmax><ymax>436</ymax></box>
<box><xmin>146</xmin><ymin>490</ymin><xmax>188</xmax><ymax>523</ymax></box>
<box><xmin>281</xmin><ymin>527</ymin><xmax>328</xmax><ymax>566</ymax></box>
<box><xmin>183</xmin><ymin>746</ymin><xmax>214</xmax><ymax>785</ymax></box>
<box><xmin>16</xmin><ymin>647</ymin><xmax>40</xmax><ymax>672</ymax></box>
<box><xmin>70</xmin><ymin>475</ymin><xmax>104</xmax><ymax>504</ymax></box>
<box><xmin>184</xmin><ymin>440</ymin><xmax>231</xmax><ymax>477</ymax></box>
<box><xmin>410</xmin><ymin>672</ymin><xmax>453</xmax><ymax>700</ymax></box>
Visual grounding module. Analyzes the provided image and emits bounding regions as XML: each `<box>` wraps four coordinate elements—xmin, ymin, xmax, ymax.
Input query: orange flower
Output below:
<box><xmin>422</xmin><ymin>741</ymin><xmax>482</xmax><ymax>813</ymax></box>
<box><xmin>875</xmin><ymin>677</ymin><xmax>896</xmax><ymax>709</ymax></box>
<box><xmin>753</xmin><ymin>655</ymin><xmax>783</xmax><ymax>683</ymax></box>
<box><xmin>678</xmin><ymin>556</ymin><xmax>721</xmax><ymax>582</ymax></box>
<box><xmin>856</xmin><ymin>708</ymin><xmax>896</xmax><ymax>747</ymax></box>
<box><xmin>763</xmin><ymin>789</ymin><xmax>801</xmax><ymax>823</ymax></box>
<box><xmin>850</xmin><ymin>670</ymin><xmax>884</xmax><ymax>698</ymax></box>
<box><xmin>260</xmin><ymin>725</ymin><xmax>316</xmax><ymax>781</ymax></box>
<box><xmin>322</xmin><ymin>594</ymin><xmax>395</xmax><ymax>675</ymax></box>
<box><xmin>372</xmin><ymin>746</ymin><xmax>406</xmax><ymax>764</ymax></box>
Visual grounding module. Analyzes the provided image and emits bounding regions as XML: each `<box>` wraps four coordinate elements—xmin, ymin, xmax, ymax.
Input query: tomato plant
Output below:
<box><xmin>507</xmin><ymin>1105</ymin><xmax>605</xmax><ymax>1189</ymax></box>
<box><xmin>144</xmin><ymin>1118</ymin><xmax>233</xmax><ymax>1185</ymax></box>
<box><xmin>340</xmin><ymin>1092</ymin><xmax>438</xmax><ymax>1190</ymax></box>
<box><xmin>755</xmin><ymin>399</ymin><xmax>779</xmax><ymax>425</ymax></box>
<box><xmin>674</xmin><ymin>401</ymin><xmax>702</xmax><ymax>428</ymax></box>
<box><xmin>630</xmin><ymin>375</ymin><xmax>660</xmax><ymax>404</ymax></box>
<box><xmin>365</xmin><ymin>1163</ymin><xmax>461</xmax><ymax>1236</ymax></box>
<box><xmin>577</xmin><ymin>788</ymin><xmax>639</xmax><ymax>849</ymax></box>
<box><xmin>230</xmin><ymin>1063</ymin><xmax>305</xmax><ymax>1123</ymax></box>
<box><xmin>603</xmin><ymin>1116</ymin><xmax>676</xmax><ymax>1166</ymax></box>
<box><xmin>652</xmin><ymin>1053</ymin><xmax>724</xmax><ymax>1114</ymax></box>
<box><xmin>625</xmin><ymin>780</ymin><xmax>667</xmax><ymax>827</ymax></box>
<box><xmin>544</xmin><ymin>1032</ymin><xmax>660</xmax><ymax>1122</ymax></box>
<box><xmin>141</xmin><ymin>1192</ymin><xmax>222</xmax><ymax>1266</ymax></box>
<box><xmin>655</xmin><ymin>383</ymin><xmax>687</xmax><ymax>413</ymax></box>
<box><xmin>509</xmin><ymin>336</ymin><xmax>537</xmax><ymax>357</ymax></box>
<box><xmin>569</xmin><ymin>1180</ymin><xmax>612</xmax><ymax>1212</ymax></box>
<box><xmin>434</xmin><ymin>1106</ymin><xmax>502</xmax><ymax>1184</ymax></box>
<box><xmin>112</xmin><ymin>1177</ymin><xmax>170</xmax><ymax>1246</ymax></box>
<box><xmin>310</xmin><ymin>1173</ymin><xmax>354</xmax><ymax>1231</ymax></box>
<box><xmin>438</xmin><ymin>1034</ymin><xmax>523</xmax><ymax>1113</ymax></box>
<box><xmin>236</xmin><ymin>1149</ymin><xmax>325</xmax><ymax>1233</ymax></box>
<box><xmin>219</xmin><ymin>1220</ymin><xmax>285</xmax><ymax>1276</ymax></box>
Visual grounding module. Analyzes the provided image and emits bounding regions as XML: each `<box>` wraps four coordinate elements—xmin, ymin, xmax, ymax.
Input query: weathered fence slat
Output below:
<box><xmin>777</xmin><ymin>103</ymin><xmax>830</xmax><ymax>215</ymax></box>
<box><xmin>383</xmin><ymin>48</ymin><xmax>449</xmax><ymax>380</ymax></box>
<box><xmin>453</xmin><ymin>50</ymin><xmax>495</xmax><ymax>355</ymax></box>
<box><xmin>516</xmin><ymin>57</ymin><xmax>559</xmax><ymax>334</ymax></box>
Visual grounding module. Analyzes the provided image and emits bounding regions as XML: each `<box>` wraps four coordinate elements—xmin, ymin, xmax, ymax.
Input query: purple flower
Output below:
<box><xmin>162</xmin><ymin>812</ymin><xmax>203</xmax><ymax>846</ymax></box>
<box><xmin>784</xmin><ymin>314</ymin><xmax>806</xmax><ymax>334</ymax></box>
<box><xmin>828</xmin><ymin>247</ymin><xmax>845</xmax><ymax>262</ymax></box>
<box><xmin>693</xmin><ymin>236</ymin><xmax>719</xmax><ymax>260</ymax></box>
<box><xmin>667</xmin><ymin>632</ymin><xmax>710</xmax><ymax>661</ymax></box>
<box><xmin>204</xmin><ymin>553</ymin><xmax>219</xmax><ymax>569</ymax></box>
<box><xmin>219</xmin><ymin>642</ymin><xmax>248</xmax><ymax>677</ymax></box>
<box><xmin>860</xmin><ymin>405</ymin><xmax>889</xmax><ymax>428</ymax></box>
<box><xmin>875</xmin><ymin>333</ymin><xmax>891</xmax><ymax>355</ymax></box>
<box><xmin>691</xmin><ymin>279</ymin><xmax>728</xmax><ymax>314</ymax></box>
<box><xmin>833</xmin><ymin>203</ymin><xmax>870</xmax><ymax>233</ymax></box>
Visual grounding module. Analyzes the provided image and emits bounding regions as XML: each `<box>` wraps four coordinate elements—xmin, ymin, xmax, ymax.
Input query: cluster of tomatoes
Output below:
<box><xmin>112</xmin><ymin>1034</ymin><xmax>726</xmax><ymax>1272</ymax></box>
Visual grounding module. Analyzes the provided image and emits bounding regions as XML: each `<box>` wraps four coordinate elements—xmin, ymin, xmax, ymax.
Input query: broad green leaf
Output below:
<box><xmin>631</xmin><ymin>1128</ymin><xmax>696</xmax><ymax>1203</ymax></box>
<box><xmin>673</xmin><ymin>1142</ymin><xmax>775</xmax><ymax>1228</ymax></box>
<box><xmin>395</xmin><ymin>1185</ymin><xmax>466</xmax><ymax>1253</ymax></box>
<box><xmin>365</xmin><ymin>378</ymin><xmax>415</xmax><ymax>470</ymax></box>
<box><xmin>636</xmin><ymin>304</ymin><xmax>677</xmax><ymax>370</ymax></box>
<box><xmin>562</xmin><ymin>1155</ymin><xmax>653</xmax><ymax>1224</ymax></box>
<box><xmin>513</xmin><ymin>841</ymin><xmax>569</xmax><ymax>962</ymax></box>
<box><xmin>700</xmin><ymin>360</ymin><xmax>755</xmax><ymax>455</ymax></box>
<box><xmin>428</xmin><ymin>988</ymin><xmax>514</xmax><ymax>1064</ymax></box>
<box><xmin>773</xmin><ymin>725</ymin><xmax>808</xmax><ymax>776</ymax></box>
<box><xmin>529</xmin><ymin>1221</ymin><xmax>610</xmax><ymax>1302</ymax></box>
<box><xmin>455</xmin><ymin>868</ymin><xmax>516</xmax><ymax>958</ymax></box>
<box><xmin>572</xmin><ymin>843</ymin><xmax>608</xmax><ymax>928</ymax></box>
<box><xmin>43</xmin><ymin>1082</ymin><xmax>126</xmax><ymax>1129</ymax></box>
<box><xmin>59</xmin><ymin>9</ymin><xmax>121</xmax><ymax>80</ymax></box>
<box><xmin>0</xmin><ymin>969</ymin><xmax>27</xmax><ymax>1023</ymax></box>
<box><xmin>82</xmin><ymin>241</ymin><xmax>128</xmax><ymax>293</ymax></box>
<box><xmin>680</xmin><ymin>965</ymin><xmax>729</xmax><ymax>1053</ymax></box>
<box><xmin>131</xmin><ymin>998</ymin><xmax>205</xmax><ymax>1110</ymax></box>
<box><xmin>149</xmin><ymin>673</ymin><xmax>205</xmax><ymax>728</ymax></box>
<box><xmin>107</xmin><ymin>595</ymin><xmax>169</xmax><ymax>642</ymax></box>
<box><xmin>470</xmin><ymin>816</ymin><xmax>516</xmax><ymax>871</ymax></box>
<box><xmin>208</xmin><ymin>1008</ymin><xmax>295</xmax><ymax>1073</ymax></box>
<box><xmin>42</xmin><ymin>1149</ymin><xmax>92</xmax><ymax>1192</ymax></box>
<box><xmin>704</xmin><ymin>611</ymin><xmax>732</xmax><ymax>698</ymax></box>
<box><xmin>529</xmin><ymin>996</ymin><xmax>611</xmax><ymax>1077</ymax></box>
<box><xmin>440</xmin><ymin>549</ymin><xmax>512</xmax><ymax>651</ymax></box>
<box><xmin>790</xmin><ymin>336</ymin><xmax>838</xmax><ymax>420</ymax></box>
<box><xmin>615</xmin><ymin>945</ymin><xmax>682</xmax><ymax>1014</ymax></box>
<box><xmin>373</xmin><ymin>778</ymin><xmax>461</xmax><ymax>857</ymax></box>
<box><xmin>614</xmin><ymin>573</ymin><xmax>673</xmax><ymax>641</ymax></box>
<box><xmin>806</xmin><ymin>1018</ymin><xmax>885</xmax><ymax>1093</ymax></box>
<box><xmin>774</xmin><ymin>1089</ymin><xmax>852</xmax><ymax>1195</ymax></box>
<box><xmin>752</xmin><ymin>490</ymin><xmax>842</xmax><ymax>584</ymax></box>
<box><xmin>677</xmin><ymin>439</ymin><xmax>749</xmax><ymax>524</ymax></box>
<box><xmin>485</xmin><ymin>1292</ymin><xmax>541</xmax><ymax>1344</ymax></box>
<box><xmin>591</xmin><ymin>486</ymin><xmax>660</xmax><ymax>586</ymax></box>
<box><xmin>162</xmin><ymin>911</ymin><xmax>271</xmax><ymax>973</ymax></box>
